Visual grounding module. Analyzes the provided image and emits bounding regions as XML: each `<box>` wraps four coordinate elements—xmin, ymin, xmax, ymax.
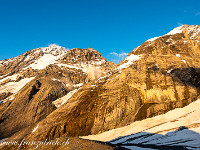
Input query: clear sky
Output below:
<box><xmin>0</xmin><ymin>0</ymin><xmax>200</xmax><ymax>63</ymax></box>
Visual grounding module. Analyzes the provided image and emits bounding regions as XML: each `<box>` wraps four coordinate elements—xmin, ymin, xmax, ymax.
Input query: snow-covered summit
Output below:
<box><xmin>147</xmin><ymin>25</ymin><xmax>200</xmax><ymax>42</ymax></box>
<box><xmin>41</xmin><ymin>44</ymin><xmax>68</xmax><ymax>56</ymax></box>
<box><xmin>22</xmin><ymin>44</ymin><xmax>68</xmax><ymax>70</ymax></box>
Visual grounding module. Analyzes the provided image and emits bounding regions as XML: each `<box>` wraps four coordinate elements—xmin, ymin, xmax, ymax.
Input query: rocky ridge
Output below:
<box><xmin>0</xmin><ymin>45</ymin><xmax>116</xmax><ymax>140</ymax></box>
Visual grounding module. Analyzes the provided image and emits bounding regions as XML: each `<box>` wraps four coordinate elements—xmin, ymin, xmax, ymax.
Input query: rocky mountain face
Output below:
<box><xmin>17</xmin><ymin>25</ymin><xmax>200</xmax><ymax>142</ymax></box>
<box><xmin>1</xmin><ymin>25</ymin><xmax>200</xmax><ymax>150</ymax></box>
<box><xmin>0</xmin><ymin>44</ymin><xmax>116</xmax><ymax>139</ymax></box>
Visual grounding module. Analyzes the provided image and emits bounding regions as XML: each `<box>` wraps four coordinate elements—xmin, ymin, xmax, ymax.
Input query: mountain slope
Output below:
<box><xmin>20</xmin><ymin>25</ymin><xmax>200</xmax><ymax>142</ymax></box>
<box><xmin>0</xmin><ymin>45</ymin><xmax>116</xmax><ymax>139</ymax></box>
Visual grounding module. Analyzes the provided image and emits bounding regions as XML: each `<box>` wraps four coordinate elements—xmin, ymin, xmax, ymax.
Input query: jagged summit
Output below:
<box><xmin>40</xmin><ymin>44</ymin><xmax>68</xmax><ymax>56</ymax></box>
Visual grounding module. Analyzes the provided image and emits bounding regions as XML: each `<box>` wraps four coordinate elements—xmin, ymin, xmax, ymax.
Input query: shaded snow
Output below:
<box><xmin>82</xmin><ymin>99</ymin><xmax>200</xmax><ymax>149</ymax></box>
<box><xmin>121</xmin><ymin>146</ymin><xmax>155</xmax><ymax>150</ymax></box>
<box><xmin>187</xmin><ymin>25</ymin><xmax>200</xmax><ymax>39</ymax></box>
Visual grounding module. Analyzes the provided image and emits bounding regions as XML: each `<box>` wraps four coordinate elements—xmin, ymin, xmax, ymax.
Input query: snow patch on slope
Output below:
<box><xmin>0</xmin><ymin>77</ymin><xmax>35</xmax><ymax>94</ymax></box>
<box><xmin>146</xmin><ymin>25</ymin><xmax>184</xmax><ymax>42</ymax></box>
<box><xmin>73</xmin><ymin>83</ymin><xmax>83</xmax><ymax>88</ymax></box>
<box><xmin>53</xmin><ymin>88</ymin><xmax>80</xmax><ymax>108</ymax></box>
<box><xmin>32</xmin><ymin>124</ymin><xmax>39</xmax><ymax>133</ymax></box>
<box><xmin>147</xmin><ymin>36</ymin><xmax>160</xmax><ymax>42</ymax></box>
<box><xmin>52</xmin><ymin>78</ymin><xmax>61</xmax><ymax>82</ymax></box>
<box><xmin>0</xmin><ymin>74</ymin><xmax>19</xmax><ymax>84</ymax></box>
<box><xmin>117</xmin><ymin>54</ymin><xmax>142</xmax><ymax>70</ymax></box>
<box><xmin>166</xmin><ymin>25</ymin><xmax>183</xmax><ymax>35</ymax></box>
<box><xmin>27</xmin><ymin>54</ymin><xmax>61</xmax><ymax>69</ymax></box>
<box><xmin>182</xmin><ymin>60</ymin><xmax>186</xmax><ymax>63</ymax></box>
<box><xmin>82</xmin><ymin>99</ymin><xmax>200</xmax><ymax>149</ymax></box>
<box><xmin>24</xmin><ymin>55</ymin><xmax>34</xmax><ymax>61</ymax></box>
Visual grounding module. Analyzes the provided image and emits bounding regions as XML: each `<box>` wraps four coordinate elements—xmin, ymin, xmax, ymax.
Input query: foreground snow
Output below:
<box><xmin>82</xmin><ymin>99</ymin><xmax>200</xmax><ymax>149</ymax></box>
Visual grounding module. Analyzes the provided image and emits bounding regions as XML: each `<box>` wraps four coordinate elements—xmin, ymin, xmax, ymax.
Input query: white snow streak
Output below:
<box><xmin>53</xmin><ymin>88</ymin><xmax>80</xmax><ymax>108</ymax></box>
<box><xmin>0</xmin><ymin>74</ymin><xmax>19</xmax><ymax>84</ymax></box>
<box><xmin>32</xmin><ymin>125</ymin><xmax>39</xmax><ymax>133</ymax></box>
<box><xmin>166</xmin><ymin>26</ymin><xmax>184</xmax><ymax>35</ymax></box>
<box><xmin>0</xmin><ymin>77</ymin><xmax>35</xmax><ymax>94</ymax></box>
<box><xmin>117</xmin><ymin>54</ymin><xmax>142</xmax><ymax>70</ymax></box>
<box><xmin>28</xmin><ymin>54</ymin><xmax>61</xmax><ymax>69</ymax></box>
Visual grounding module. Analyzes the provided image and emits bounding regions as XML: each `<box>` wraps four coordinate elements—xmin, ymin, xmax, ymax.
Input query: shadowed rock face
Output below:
<box><xmin>22</xmin><ymin>25</ymin><xmax>200</xmax><ymax>141</ymax></box>
<box><xmin>0</xmin><ymin>78</ymin><xmax>67</xmax><ymax>139</ymax></box>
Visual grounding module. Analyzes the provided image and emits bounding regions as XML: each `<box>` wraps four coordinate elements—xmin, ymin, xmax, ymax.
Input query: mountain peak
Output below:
<box><xmin>41</xmin><ymin>44</ymin><xmax>68</xmax><ymax>56</ymax></box>
<box><xmin>147</xmin><ymin>24</ymin><xmax>200</xmax><ymax>42</ymax></box>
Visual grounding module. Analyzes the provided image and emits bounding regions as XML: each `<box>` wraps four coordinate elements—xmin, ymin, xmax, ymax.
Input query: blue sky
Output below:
<box><xmin>0</xmin><ymin>0</ymin><xmax>200</xmax><ymax>63</ymax></box>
